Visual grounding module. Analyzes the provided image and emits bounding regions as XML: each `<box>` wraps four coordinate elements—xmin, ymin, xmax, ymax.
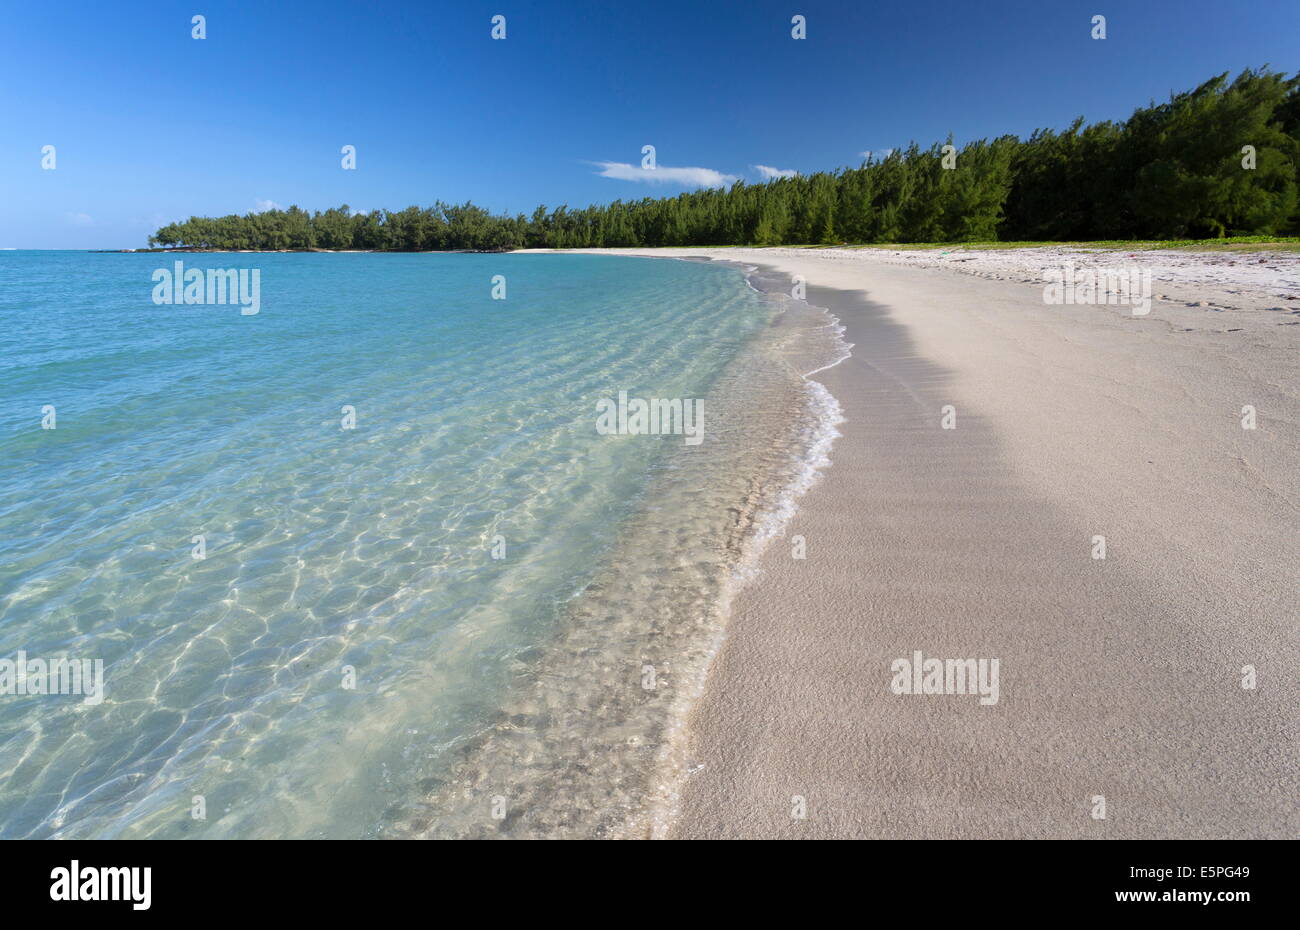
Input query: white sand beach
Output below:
<box><xmin>531</xmin><ymin>245</ymin><xmax>1300</xmax><ymax>838</ymax></box>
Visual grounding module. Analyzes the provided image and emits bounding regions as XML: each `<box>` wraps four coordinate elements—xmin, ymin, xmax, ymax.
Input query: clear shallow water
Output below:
<box><xmin>0</xmin><ymin>251</ymin><xmax>844</xmax><ymax>838</ymax></box>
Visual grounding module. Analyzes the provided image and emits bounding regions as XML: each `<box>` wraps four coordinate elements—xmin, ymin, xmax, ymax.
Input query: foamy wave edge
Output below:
<box><xmin>626</xmin><ymin>259</ymin><xmax>852</xmax><ymax>839</ymax></box>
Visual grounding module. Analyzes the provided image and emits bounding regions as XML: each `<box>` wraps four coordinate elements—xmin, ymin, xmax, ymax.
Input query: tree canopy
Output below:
<box><xmin>150</xmin><ymin>69</ymin><xmax>1299</xmax><ymax>252</ymax></box>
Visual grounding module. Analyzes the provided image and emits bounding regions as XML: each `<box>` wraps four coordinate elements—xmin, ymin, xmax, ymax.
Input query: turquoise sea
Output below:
<box><xmin>0</xmin><ymin>251</ymin><xmax>845</xmax><ymax>838</ymax></box>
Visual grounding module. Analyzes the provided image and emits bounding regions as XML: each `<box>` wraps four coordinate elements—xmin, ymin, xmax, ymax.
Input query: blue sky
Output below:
<box><xmin>2</xmin><ymin>0</ymin><xmax>1296</xmax><ymax>248</ymax></box>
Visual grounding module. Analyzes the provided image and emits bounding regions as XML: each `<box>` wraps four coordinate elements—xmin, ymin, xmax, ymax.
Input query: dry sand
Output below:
<box><xmin>537</xmin><ymin>246</ymin><xmax>1300</xmax><ymax>838</ymax></box>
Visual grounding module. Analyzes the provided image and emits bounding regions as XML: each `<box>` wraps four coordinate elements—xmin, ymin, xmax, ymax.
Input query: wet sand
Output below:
<box><xmin>550</xmin><ymin>247</ymin><xmax>1299</xmax><ymax>839</ymax></box>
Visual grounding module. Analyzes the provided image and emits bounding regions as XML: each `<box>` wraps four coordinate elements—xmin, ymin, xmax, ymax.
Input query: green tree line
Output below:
<box><xmin>150</xmin><ymin>69</ymin><xmax>1299</xmax><ymax>251</ymax></box>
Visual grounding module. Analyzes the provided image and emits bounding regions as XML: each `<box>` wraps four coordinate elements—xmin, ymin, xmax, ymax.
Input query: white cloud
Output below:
<box><xmin>254</xmin><ymin>198</ymin><xmax>282</xmax><ymax>212</ymax></box>
<box><xmin>590</xmin><ymin>161</ymin><xmax>739</xmax><ymax>188</ymax></box>
<box><xmin>67</xmin><ymin>212</ymin><xmax>94</xmax><ymax>226</ymax></box>
<box><xmin>860</xmin><ymin>149</ymin><xmax>894</xmax><ymax>160</ymax></box>
<box><xmin>753</xmin><ymin>165</ymin><xmax>798</xmax><ymax>180</ymax></box>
